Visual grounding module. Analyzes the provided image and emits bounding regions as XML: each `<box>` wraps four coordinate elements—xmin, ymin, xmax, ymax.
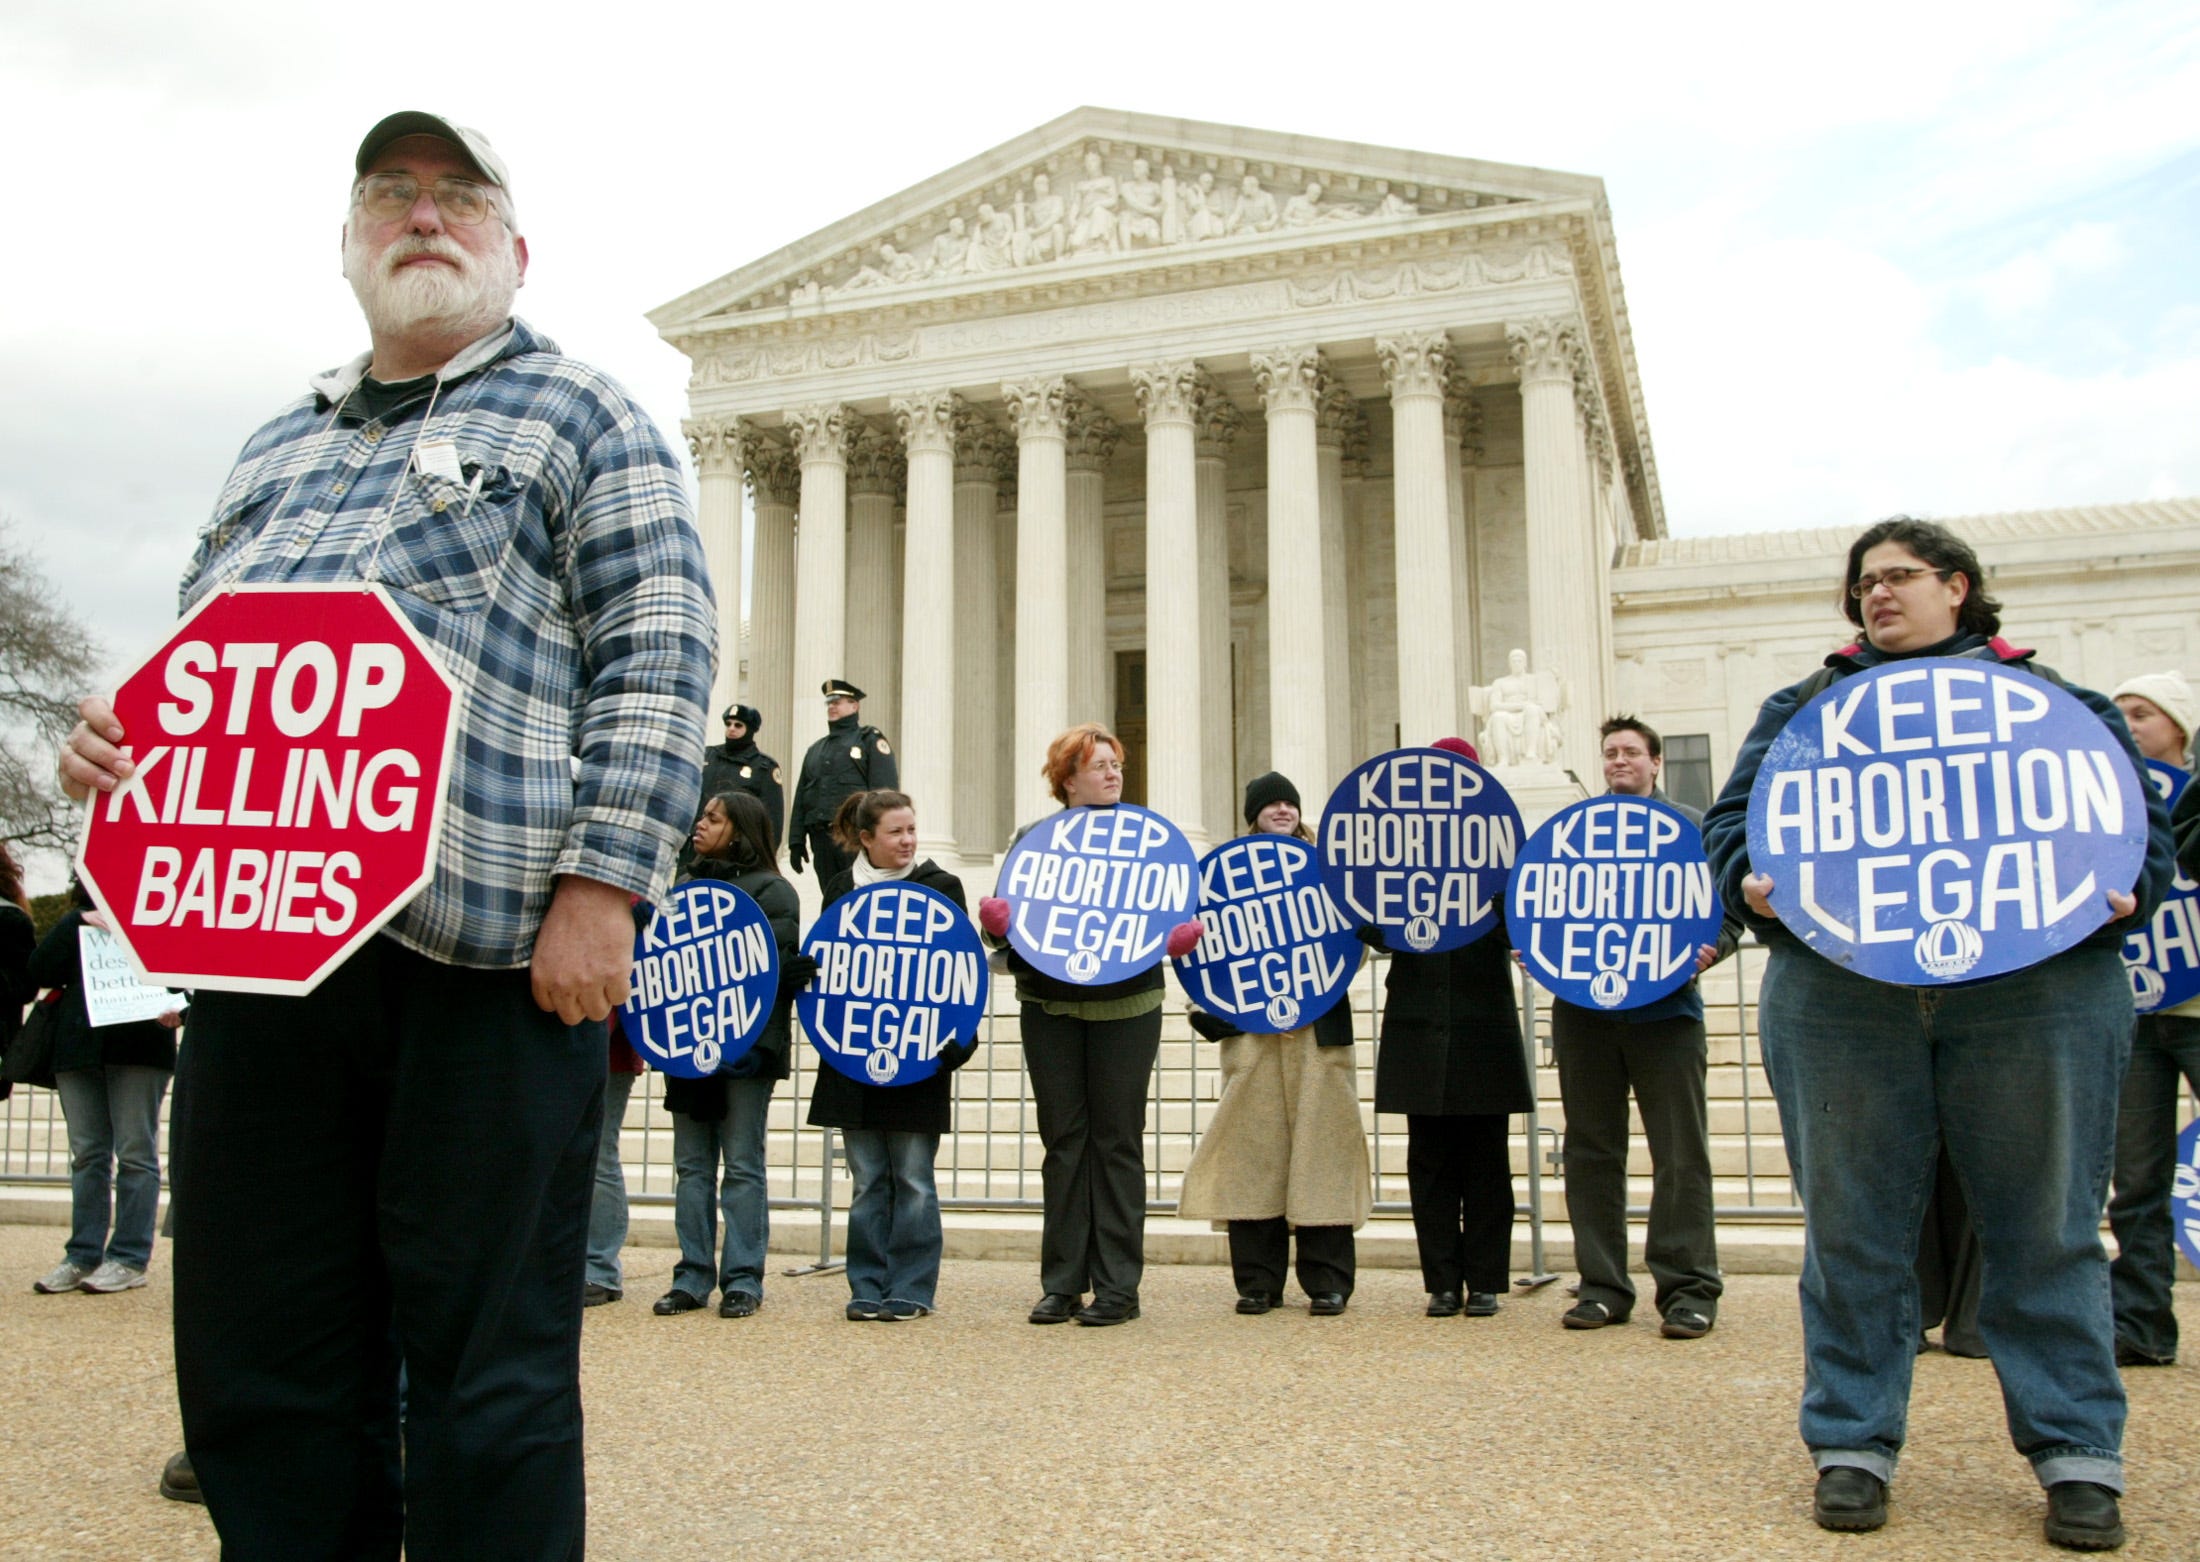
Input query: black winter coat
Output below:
<box><xmin>806</xmin><ymin>860</ymin><xmax>972</xmax><ymax>1135</ymax></box>
<box><xmin>27</xmin><ymin>910</ymin><xmax>178</xmax><ymax>1076</ymax></box>
<box><xmin>1371</xmin><ymin>914</ymin><xmax>1533</xmax><ymax>1118</ymax></box>
<box><xmin>661</xmin><ymin>860</ymin><xmax>801</xmax><ymax>1120</ymax></box>
<box><xmin>0</xmin><ymin>904</ymin><xmax>33</xmax><ymax>1038</ymax></box>
<box><xmin>699</xmin><ymin>739</ymin><xmax>786</xmax><ymax>851</ymax></box>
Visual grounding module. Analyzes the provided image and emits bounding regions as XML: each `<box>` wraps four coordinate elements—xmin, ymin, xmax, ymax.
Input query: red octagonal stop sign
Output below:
<box><xmin>77</xmin><ymin>583</ymin><xmax>460</xmax><ymax>996</ymax></box>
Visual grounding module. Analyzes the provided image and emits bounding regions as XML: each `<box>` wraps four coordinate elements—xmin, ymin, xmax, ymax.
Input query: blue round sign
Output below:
<box><xmin>1173</xmin><ymin>834</ymin><xmax>1360</xmax><ymax>1034</ymax></box>
<box><xmin>1510</xmin><ymin>796</ymin><xmax>1725</xmax><ymax>1011</ymax></box>
<box><xmin>1745</xmin><ymin>657</ymin><xmax>2149</xmax><ymax>986</ymax></box>
<box><xmin>1318</xmin><ymin>747</ymin><xmax>1522</xmax><ymax>952</ymax></box>
<box><xmin>997</xmin><ymin>804</ymin><xmax>1199</xmax><ymax>986</ymax></box>
<box><xmin>2124</xmin><ymin>760</ymin><xmax>2200</xmax><ymax>1013</ymax></box>
<box><xmin>621</xmin><ymin>879</ymin><xmax>779</xmax><ymax>1078</ymax></box>
<box><xmin>2175</xmin><ymin>1118</ymin><xmax>2200</xmax><ymax>1273</ymax></box>
<box><xmin>798</xmin><ymin>880</ymin><xmax>989</xmax><ymax>1087</ymax></box>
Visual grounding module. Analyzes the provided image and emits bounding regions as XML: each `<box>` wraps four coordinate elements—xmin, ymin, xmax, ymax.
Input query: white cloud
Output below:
<box><xmin>1974</xmin><ymin>221</ymin><xmax>2126</xmax><ymax>318</ymax></box>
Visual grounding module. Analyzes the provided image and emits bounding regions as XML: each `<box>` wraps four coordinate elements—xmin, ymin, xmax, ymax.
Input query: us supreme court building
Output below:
<box><xmin>651</xmin><ymin>107</ymin><xmax>2200</xmax><ymax>869</ymax></box>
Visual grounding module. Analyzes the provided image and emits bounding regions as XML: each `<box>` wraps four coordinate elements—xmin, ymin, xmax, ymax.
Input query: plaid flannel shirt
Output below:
<box><xmin>179</xmin><ymin>318</ymin><xmax>715</xmax><ymax>968</ymax></box>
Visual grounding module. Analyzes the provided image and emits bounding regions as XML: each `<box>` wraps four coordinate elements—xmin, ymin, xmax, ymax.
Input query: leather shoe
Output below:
<box><xmin>1464</xmin><ymin>1291</ymin><xmax>1501</xmax><ymax>1317</ymax></box>
<box><xmin>718</xmin><ymin>1292</ymin><xmax>761</xmax><ymax>1318</ymax></box>
<box><xmin>1075</xmin><ymin>1296</ymin><xmax>1140</xmax><ymax>1326</ymax></box>
<box><xmin>1426</xmin><ymin>1290</ymin><xmax>1464</xmax><ymax>1318</ymax></box>
<box><xmin>1562</xmin><ymin>1299</ymin><xmax>1623</xmax><ymax>1329</ymax></box>
<box><xmin>1028</xmin><ymin>1292</ymin><xmax>1081</xmax><ymax>1325</ymax></box>
<box><xmin>158</xmin><ymin>1450</ymin><xmax>203</xmax><ymax>1505</ymax></box>
<box><xmin>1307</xmin><ymin>1292</ymin><xmax>1347</xmax><ymax>1316</ymax></box>
<box><xmin>1812</xmin><ymin>1467</ymin><xmax>1887</xmax><ymax>1532</ymax></box>
<box><xmin>2044</xmin><ymin>1482</ymin><xmax>2124</xmax><ymax>1551</ymax></box>
<box><xmin>582</xmin><ymin>1282</ymin><xmax>621</xmax><ymax>1308</ymax></box>
<box><xmin>652</xmin><ymin>1289</ymin><xmax>707</xmax><ymax>1315</ymax></box>
<box><xmin>1235</xmin><ymin>1292</ymin><xmax>1277</xmax><ymax>1315</ymax></box>
<box><xmin>1661</xmin><ymin>1307</ymin><xmax>1713</xmax><ymax>1339</ymax></box>
<box><xmin>2114</xmin><ymin>1339</ymin><xmax>2173</xmax><ymax>1368</ymax></box>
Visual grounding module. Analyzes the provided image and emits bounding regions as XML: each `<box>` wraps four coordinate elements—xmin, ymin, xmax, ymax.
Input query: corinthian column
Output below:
<box><xmin>1133</xmin><ymin>360</ymin><xmax>1209</xmax><ymax>846</ymax></box>
<box><xmin>1378</xmin><ymin>332</ymin><xmax>1460</xmax><ymax>742</ymax></box>
<box><xmin>1443</xmin><ymin>362</ymin><xmax>1486</xmax><ymax>711</ymax></box>
<box><xmin>1510</xmin><ymin>315</ymin><xmax>1594</xmax><ymax>767</ymax></box>
<box><xmin>786</xmin><ymin>403</ymin><xmax>856</xmax><ymax>771</ymax></box>
<box><xmin>684</xmin><ymin>416</ymin><xmax>745</xmax><ymax>727</ymax></box>
<box><xmin>892</xmin><ymin>389</ymin><xmax>958</xmax><ymax>858</ymax></box>
<box><xmin>739</xmin><ymin>423</ymin><xmax>800</xmax><ymax>765</ymax></box>
<box><xmin>845</xmin><ymin>423</ymin><xmax>904</xmax><ymax>740</ymax></box>
<box><xmin>1316</xmin><ymin>382</ymin><xmax>1359</xmax><ymax>781</ymax></box>
<box><xmin>1003</xmin><ymin>375</ymin><xmax>1071</xmax><ymax>827</ymax></box>
<box><xmin>1252</xmin><ymin>344</ymin><xmax>1332</xmax><ymax>801</ymax></box>
<box><xmin>1063</xmin><ymin>392</ymin><xmax>1119</xmax><ymax>727</ymax></box>
<box><xmin>953</xmin><ymin>406</ymin><xmax>1006</xmax><ymax>857</ymax></box>
<box><xmin>1193</xmin><ymin>388</ymin><xmax>1240</xmax><ymax>843</ymax></box>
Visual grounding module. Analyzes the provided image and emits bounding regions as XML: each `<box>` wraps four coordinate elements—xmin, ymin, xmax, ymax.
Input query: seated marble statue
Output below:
<box><xmin>1470</xmin><ymin>648</ymin><xmax>1566</xmax><ymax>767</ymax></box>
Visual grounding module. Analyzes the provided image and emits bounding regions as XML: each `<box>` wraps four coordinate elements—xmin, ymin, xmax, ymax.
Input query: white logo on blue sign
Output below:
<box><xmin>2123</xmin><ymin>760</ymin><xmax>2200</xmax><ymax>1014</ymax></box>
<box><xmin>1173</xmin><ymin>834</ymin><xmax>1359</xmax><ymax>1035</ymax></box>
<box><xmin>1510</xmin><ymin>795</ymin><xmax>1723</xmax><ymax>1011</ymax></box>
<box><xmin>798</xmin><ymin>880</ymin><xmax>989</xmax><ymax>1088</ymax></box>
<box><xmin>1319</xmin><ymin>748</ymin><xmax>1522</xmax><ymax>953</ymax></box>
<box><xmin>999</xmin><ymin>804</ymin><xmax>1198</xmax><ymax>986</ymax></box>
<box><xmin>1745</xmin><ymin>658</ymin><xmax>2148</xmax><ymax>986</ymax></box>
<box><xmin>2175</xmin><ymin>1119</ymin><xmax>2200</xmax><ymax>1273</ymax></box>
<box><xmin>622</xmin><ymin>880</ymin><xmax>780</xmax><ymax>1079</ymax></box>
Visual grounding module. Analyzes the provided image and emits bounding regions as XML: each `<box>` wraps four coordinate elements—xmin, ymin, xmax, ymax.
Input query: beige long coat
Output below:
<box><xmin>1177</xmin><ymin>1008</ymin><xmax>1372</xmax><ymax>1230</ymax></box>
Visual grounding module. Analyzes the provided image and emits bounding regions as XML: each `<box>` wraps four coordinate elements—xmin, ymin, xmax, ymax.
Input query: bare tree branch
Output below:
<box><xmin>0</xmin><ymin>520</ymin><xmax>104</xmax><ymax>853</ymax></box>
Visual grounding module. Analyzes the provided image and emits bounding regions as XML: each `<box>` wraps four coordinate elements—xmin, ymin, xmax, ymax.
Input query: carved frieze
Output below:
<box><xmin>1286</xmin><ymin>243</ymin><xmax>1572</xmax><ymax>309</ymax></box>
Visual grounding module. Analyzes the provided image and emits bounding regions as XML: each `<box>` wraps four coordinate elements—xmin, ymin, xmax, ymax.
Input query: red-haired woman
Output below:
<box><xmin>979</xmin><ymin>723</ymin><xmax>1199</xmax><ymax>1327</ymax></box>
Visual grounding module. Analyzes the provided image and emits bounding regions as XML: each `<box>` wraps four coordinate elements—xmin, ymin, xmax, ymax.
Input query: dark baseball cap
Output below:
<box><xmin>355</xmin><ymin>111</ymin><xmax>512</xmax><ymax>197</ymax></box>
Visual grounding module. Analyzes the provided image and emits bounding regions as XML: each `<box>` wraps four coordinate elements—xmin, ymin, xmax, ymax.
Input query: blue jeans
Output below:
<box><xmin>585</xmin><ymin>1071</ymin><xmax>636</xmax><ymax>1291</ymax></box>
<box><xmin>1758</xmin><ymin>943</ymin><xmax>2128</xmax><ymax>1491</ymax></box>
<box><xmin>669</xmin><ymin>1078</ymin><xmax>773</xmax><ymax>1301</ymax></box>
<box><xmin>2108</xmin><ymin>1012</ymin><xmax>2200</xmax><ymax>1361</ymax></box>
<box><xmin>56</xmin><ymin>1064</ymin><xmax>171</xmax><ymax>1272</ymax></box>
<box><xmin>842</xmin><ymin>1129</ymin><xmax>943</xmax><ymax>1308</ymax></box>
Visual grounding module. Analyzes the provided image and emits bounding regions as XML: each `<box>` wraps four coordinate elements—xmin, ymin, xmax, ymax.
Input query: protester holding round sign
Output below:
<box><xmin>651</xmin><ymin>793</ymin><xmax>805</xmax><ymax>1320</ymax></box>
<box><xmin>1176</xmin><ymin>773</ymin><xmax>1372</xmax><ymax>1317</ymax></box>
<box><xmin>1359</xmin><ymin>738</ymin><xmax>1535</xmax><ymax>1322</ymax></box>
<box><xmin>800</xmin><ymin>790</ymin><xmax>982</xmax><ymax>1322</ymax></box>
<box><xmin>2106</xmin><ymin>671</ymin><xmax>2200</xmax><ymax>1370</ymax></box>
<box><xmin>976</xmin><ymin>723</ymin><xmax>1204</xmax><ymax>1327</ymax></box>
<box><xmin>1519</xmin><ymin>717</ymin><xmax>1739</xmax><ymax>1341</ymax></box>
<box><xmin>1319</xmin><ymin>743</ymin><xmax>1523</xmax><ymax>954</ymax></box>
<box><xmin>1703</xmin><ymin>517</ymin><xmax>2173</xmax><ymax>1547</ymax></box>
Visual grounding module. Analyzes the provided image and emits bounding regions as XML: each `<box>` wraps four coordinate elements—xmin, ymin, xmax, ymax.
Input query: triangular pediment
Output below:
<box><xmin>649</xmin><ymin>107</ymin><xmax>1604</xmax><ymax>332</ymax></box>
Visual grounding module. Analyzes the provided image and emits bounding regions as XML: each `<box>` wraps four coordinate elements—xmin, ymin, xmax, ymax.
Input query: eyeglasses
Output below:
<box><xmin>1084</xmin><ymin>759</ymin><xmax>1125</xmax><ymax>774</ymax></box>
<box><xmin>353</xmin><ymin>173</ymin><xmax>499</xmax><ymax>227</ymax></box>
<box><xmin>1849</xmin><ymin>565</ymin><xmax>1949</xmax><ymax>599</ymax></box>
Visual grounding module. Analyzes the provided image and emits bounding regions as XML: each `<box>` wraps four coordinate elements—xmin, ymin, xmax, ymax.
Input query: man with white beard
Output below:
<box><xmin>60</xmin><ymin>112</ymin><xmax>713</xmax><ymax>1560</ymax></box>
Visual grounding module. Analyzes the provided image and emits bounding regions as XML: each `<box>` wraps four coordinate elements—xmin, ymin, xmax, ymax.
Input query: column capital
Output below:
<box><xmin>1443</xmin><ymin>363</ymin><xmax>1486</xmax><ymax>459</ymax></box>
<box><xmin>1131</xmin><ymin>360</ymin><xmax>1204</xmax><ymax>427</ymax></box>
<box><xmin>1377</xmin><ymin>332</ymin><xmax>1451</xmax><ymax>400</ymax></box>
<box><xmin>1063</xmin><ymin>389</ymin><xmax>1121</xmax><ymax>473</ymax></box>
<box><xmin>1506</xmin><ymin>314</ymin><xmax>1584</xmax><ymax>388</ymax></box>
<box><xmin>890</xmin><ymin>389</ymin><xmax>959</xmax><ymax>456</ymax></box>
<box><xmin>847</xmin><ymin>422</ymin><xmax>906</xmax><ymax>498</ymax></box>
<box><xmin>785</xmin><ymin>403</ymin><xmax>859</xmax><ymax>465</ymax></box>
<box><xmin>1251</xmin><ymin>344</ymin><xmax>1326</xmax><ymax>415</ymax></box>
<box><xmin>952</xmin><ymin>402</ymin><xmax>1009</xmax><ymax>483</ymax></box>
<box><xmin>738</xmin><ymin>421</ymin><xmax>800</xmax><ymax>504</ymax></box>
<box><xmin>1194</xmin><ymin>379</ymin><xmax>1241</xmax><ymax>460</ymax></box>
<box><xmin>1316</xmin><ymin>380</ymin><xmax>1360</xmax><ymax>451</ymax></box>
<box><xmin>682</xmin><ymin>415</ymin><xmax>744</xmax><ymax>477</ymax></box>
<box><xmin>1002</xmin><ymin>375</ymin><xmax>1073</xmax><ymax>440</ymax></box>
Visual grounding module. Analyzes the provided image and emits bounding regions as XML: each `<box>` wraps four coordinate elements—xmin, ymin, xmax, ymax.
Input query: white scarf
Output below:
<box><xmin>852</xmin><ymin>853</ymin><xmax>914</xmax><ymax>887</ymax></box>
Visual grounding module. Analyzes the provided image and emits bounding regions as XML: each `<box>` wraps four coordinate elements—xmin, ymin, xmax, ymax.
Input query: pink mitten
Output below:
<box><xmin>1165</xmin><ymin>919</ymin><xmax>1205</xmax><ymax>959</ymax></box>
<box><xmin>978</xmin><ymin>897</ymin><xmax>1011</xmax><ymax>937</ymax></box>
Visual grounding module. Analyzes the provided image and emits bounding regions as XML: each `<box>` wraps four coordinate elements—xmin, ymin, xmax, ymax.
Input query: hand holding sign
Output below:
<box><xmin>1174</xmin><ymin>835</ymin><xmax>1359</xmax><ymax>1033</ymax></box>
<box><xmin>1319</xmin><ymin>748</ymin><xmax>1522</xmax><ymax>953</ymax></box>
<box><xmin>621</xmin><ymin>880</ymin><xmax>779</xmax><ymax>1078</ymax></box>
<box><xmin>1745</xmin><ymin>658</ymin><xmax>2147</xmax><ymax>984</ymax></box>
<box><xmin>798</xmin><ymin>881</ymin><xmax>988</xmax><ymax>1086</ymax></box>
<box><xmin>997</xmin><ymin>805</ymin><xmax>1198</xmax><ymax>984</ymax></box>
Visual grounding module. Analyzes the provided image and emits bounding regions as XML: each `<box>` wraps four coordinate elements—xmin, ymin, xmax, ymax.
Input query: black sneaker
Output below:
<box><xmin>845</xmin><ymin>1299</ymin><xmax>883</xmax><ymax>1322</ymax></box>
<box><xmin>718</xmin><ymin>1292</ymin><xmax>761</xmax><ymax>1319</ymax></box>
<box><xmin>652</xmin><ymin>1289</ymin><xmax>707</xmax><ymax>1315</ymax></box>
<box><xmin>1812</xmin><ymin>1467</ymin><xmax>1887</xmax><ymax>1532</ymax></box>
<box><xmin>1661</xmin><ymin>1307</ymin><xmax>1713</xmax><ymax>1339</ymax></box>
<box><xmin>2044</xmin><ymin>1482</ymin><xmax>2124</xmax><ymax>1551</ymax></box>
<box><xmin>1562</xmin><ymin>1299</ymin><xmax>1623</xmax><ymax>1330</ymax></box>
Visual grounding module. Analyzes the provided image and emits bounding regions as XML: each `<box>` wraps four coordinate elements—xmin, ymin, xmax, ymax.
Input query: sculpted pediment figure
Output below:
<box><xmin>1469</xmin><ymin>648</ymin><xmax>1567</xmax><ymax>767</ymax></box>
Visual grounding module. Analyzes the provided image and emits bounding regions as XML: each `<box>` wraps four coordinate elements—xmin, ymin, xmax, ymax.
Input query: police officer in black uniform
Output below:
<box><xmin>788</xmin><ymin>679</ymin><xmax>897</xmax><ymax>889</ymax></box>
<box><xmin>699</xmin><ymin>703</ymin><xmax>785</xmax><ymax>852</ymax></box>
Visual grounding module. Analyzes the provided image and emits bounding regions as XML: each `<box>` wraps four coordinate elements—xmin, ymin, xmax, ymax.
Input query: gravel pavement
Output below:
<box><xmin>3</xmin><ymin>1223</ymin><xmax>2194</xmax><ymax>1560</ymax></box>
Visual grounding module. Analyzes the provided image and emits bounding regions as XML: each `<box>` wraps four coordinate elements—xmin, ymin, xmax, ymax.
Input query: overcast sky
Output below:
<box><xmin>4</xmin><ymin>0</ymin><xmax>2195</xmax><ymax>693</ymax></box>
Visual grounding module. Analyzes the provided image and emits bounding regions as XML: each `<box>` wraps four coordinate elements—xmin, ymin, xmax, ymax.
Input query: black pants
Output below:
<box><xmin>1916</xmin><ymin>1142</ymin><xmax>1987</xmax><ymax>1357</ymax></box>
<box><xmin>174</xmin><ymin>939</ymin><xmax>604</xmax><ymax>1562</ymax></box>
<box><xmin>1404</xmin><ymin>1114</ymin><xmax>1516</xmax><ymax>1294</ymax></box>
<box><xmin>1552</xmin><ymin>1006</ymin><xmax>1722</xmax><ymax>1321</ymax></box>
<box><xmin>1021</xmin><ymin>1004</ymin><xmax>1161</xmax><ymax>1303</ymax></box>
<box><xmin>803</xmin><ymin>826</ymin><xmax>853</xmax><ymax>895</ymax></box>
<box><xmin>1227</xmin><ymin>1219</ymin><xmax>1355</xmax><ymax>1300</ymax></box>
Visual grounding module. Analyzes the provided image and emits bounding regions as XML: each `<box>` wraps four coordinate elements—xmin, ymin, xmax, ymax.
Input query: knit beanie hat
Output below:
<box><xmin>2109</xmin><ymin>671</ymin><xmax>2196</xmax><ymax>758</ymax></box>
<box><xmin>1431</xmin><ymin>736</ymin><xmax>1479</xmax><ymax>761</ymax></box>
<box><xmin>1242</xmin><ymin>771</ymin><xmax>1301</xmax><ymax>825</ymax></box>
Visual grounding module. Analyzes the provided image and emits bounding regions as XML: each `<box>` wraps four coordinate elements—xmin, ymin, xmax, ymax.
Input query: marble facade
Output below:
<box><xmin>654</xmin><ymin>109</ymin><xmax>1652</xmax><ymax>867</ymax></box>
